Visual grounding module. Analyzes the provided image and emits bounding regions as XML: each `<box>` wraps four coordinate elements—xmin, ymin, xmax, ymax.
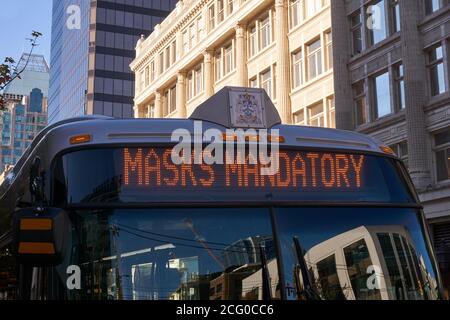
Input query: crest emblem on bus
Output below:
<box><xmin>230</xmin><ymin>89</ymin><xmax>266</xmax><ymax>129</ymax></box>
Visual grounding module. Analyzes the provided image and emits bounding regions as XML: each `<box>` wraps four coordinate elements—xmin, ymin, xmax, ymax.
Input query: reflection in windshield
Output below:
<box><xmin>62</xmin><ymin>208</ymin><xmax>279</xmax><ymax>300</ymax></box>
<box><xmin>275</xmin><ymin>208</ymin><xmax>440</xmax><ymax>300</ymax></box>
<box><xmin>52</xmin><ymin>207</ymin><xmax>440</xmax><ymax>300</ymax></box>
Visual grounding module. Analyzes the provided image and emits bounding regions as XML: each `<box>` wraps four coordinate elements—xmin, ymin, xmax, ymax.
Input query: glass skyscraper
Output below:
<box><xmin>3</xmin><ymin>54</ymin><xmax>50</xmax><ymax>103</ymax></box>
<box><xmin>48</xmin><ymin>0</ymin><xmax>176</xmax><ymax>124</ymax></box>
<box><xmin>1</xmin><ymin>54</ymin><xmax>49</xmax><ymax>174</ymax></box>
<box><xmin>0</xmin><ymin>91</ymin><xmax>48</xmax><ymax>173</ymax></box>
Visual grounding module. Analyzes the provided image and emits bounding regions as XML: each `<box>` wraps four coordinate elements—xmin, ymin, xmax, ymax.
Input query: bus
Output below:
<box><xmin>0</xmin><ymin>87</ymin><xmax>444</xmax><ymax>300</ymax></box>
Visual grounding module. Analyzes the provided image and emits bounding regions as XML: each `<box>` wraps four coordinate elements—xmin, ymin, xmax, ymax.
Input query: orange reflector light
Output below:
<box><xmin>20</xmin><ymin>218</ymin><xmax>52</xmax><ymax>231</ymax></box>
<box><xmin>268</xmin><ymin>135</ymin><xmax>286</xmax><ymax>143</ymax></box>
<box><xmin>380</xmin><ymin>145</ymin><xmax>396</xmax><ymax>156</ymax></box>
<box><xmin>18</xmin><ymin>242</ymin><xmax>55</xmax><ymax>255</ymax></box>
<box><xmin>222</xmin><ymin>133</ymin><xmax>237</xmax><ymax>141</ymax></box>
<box><xmin>246</xmin><ymin>135</ymin><xmax>260</xmax><ymax>142</ymax></box>
<box><xmin>70</xmin><ymin>134</ymin><xmax>91</xmax><ymax>145</ymax></box>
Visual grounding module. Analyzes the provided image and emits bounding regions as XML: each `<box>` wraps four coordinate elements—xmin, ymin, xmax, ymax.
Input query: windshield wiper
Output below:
<box><xmin>293</xmin><ymin>237</ymin><xmax>321</xmax><ymax>300</ymax></box>
<box><xmin>259</xmin><ymin>244</ymin><xmax>272</xmax><ymax>301</ymax></box>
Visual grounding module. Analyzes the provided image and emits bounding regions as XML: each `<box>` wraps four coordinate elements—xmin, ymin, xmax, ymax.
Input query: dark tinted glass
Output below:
<box><xmin>46</xmin><ymin>207</ymin><xmax>441</xmax><ymax>300</ymax></box>
<box><xmin>52</xmin><ymin>208</ymin><xmax>278</xmax><ymax>300</ymax></box>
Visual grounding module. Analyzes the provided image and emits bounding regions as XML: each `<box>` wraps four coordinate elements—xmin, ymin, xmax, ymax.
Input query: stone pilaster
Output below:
<box><xmin>154</xmin><ymin>91</ymin><xmax>162</xmax><ymax>118</ymax></box>
<box><xmin>177</xmin><ymin>72</ymin><xmax>187</xmax><ymax>118</ymax></box>
<box><xmin>330</xmin><ymin>0</ymin><xmax>354</xmax><ymax>131</ymax></box>
<box><xmin>203</xmin><ymin>50</ymin><xmax>215</xmax><ymax>98</ymax></box>
<box><xmin>399</xmin><ymin>0</ymin><xmax>432</xmax><ymax>190</ymax></box>
<box><xmin>274</xmin><ymin>0</ymin><xmax>292</xmax><ymax>124</ymax></box>
<box><xmin>235</xmin><ymin>23</ymin><xmax>247</xmax><ymax>87</ymax></box>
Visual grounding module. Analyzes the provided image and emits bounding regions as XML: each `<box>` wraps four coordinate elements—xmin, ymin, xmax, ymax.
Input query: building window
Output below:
<box><xmin>139</xmin><ymin>69</ymin><xmax>145</xmax><ymax>92</ymax></box>
<box><xmin>434</xmin><ymin>129</ymin><xmax>450</xmax><ymax>182</ymax></box>
<box><xmin>215</xmin><ymin>50</ymin><xmax>222</xmax><ymax>81</ymax></box>
<box><xmin>187</xmin><ymin>64</ymin><xmax>203</xmax><ymax>100</ymax></box>
<box><xmin>259</xmin><ymin>15</ymin><xmax>271</xmax><ymax>50</ymax></box>
<box><xmin>170</xmin><ymin>86</ymin><xmax>177</xmax><ymax>114</ymax></box>
<box><xmin>260</xmin><ymin>68</ymin><xmax>272</xmax><ymax>98</ymax></box>
<box><xmin>353</xmin><ymin>81</ymin><xmax>367</xmax><ymax>126</ymax></box>
<box><xmin>305</xmin><ymin>0</ymin><xmax>322</xmax><ymax>18</ymax></box>
<box><xmin>144</xmin><ymin>66</ymin><xmax>149</xmax><ymax>87</ymax></box>
<box><xmin>182</xmin><ymin>30</ymin><xmax>189</xmax><ymax>55</ymax></box>
<box><xmin>187</xmin><ymin>72</ymin><xmax>194</xmax><ymax>100</ymax></box>
<box><xmin>344</xmin><ymin>239</ymin><xmax>381</xmax><ymax>300</ymax></box>
<box><xmin>389</xmin><ymin>141</ymin><xmax>408</xmax><ymax>167</ymax></box>
<box><xmin>150</xmin><ymin>61</ymin><xmax>155</xmax><ymax>82</ymax></box>
<box><xmin>249</xmin><ymin>77</ymin><xmax>258</xmax><ymax>88</ymax></box>
<box><xmin>292</xmin><ymin>49</ymin><xmax>303</xmax><ymax>88</ymax></box>
<box><xmin>394</xmin><ymin>64</ymin><xmax>405</xmax><ymax>110</ymax></box>
<box><xmin>197</xmin><ymin>16</ymin><xmax>205</xmax><ymax>40</ymax></box>
<box><xmin>165</xmin><ymin>46</ymin><xmax>171</xmax><ymax>70</ymax></box>
<box><xmin>249</xmin><ymin>25</ymin><xmax>257</xmax><ymax>57</ymax></box>
<box><xmin>325</xmin><ymin>31</ymin><xmax>333</xmax><ymax>70</ymax></box>
<box><xmin>307</xmin><ymin>38</ymin><xmax>322</xmax><ymax>80</ymax></box>
<box><xmin>147</xmin><ymin>104</ymin><xmax>155</xmax><ymax>118</ymax></box>
<box><xmin>224</xmin><ymin>44</ymin><xmax>234</xmax><ymax>75</ymax></box>
<box><xmin>366</xmin><ymin>0</ymin><xmax>388</xmax><ymax>46</ymax></box>
<box><xmin>188</xmin><ymin>71</ymin><xmax>197</xmax><ymax>100</ymax></box>
<box><xmin>427</xmin><ymin>44</ymin><xmax>447</xmax><ymax>96</ymax></box>
<box><xmin>289</xmin><ymin>0</ymin><xmax>302</xmax><ymax>29</ymax></box>
<box><xmin>218</xmin><ymin>0</ymin><xmax>225</xmax><ymax>23</ymax></box>
<box><xmin>327</xmin><ymin>96</ymin><xmax>335</xmax><ymax>128</ymax></box>
<box><xmin>159</xmin><ymin>52</ymin><xmax>164</xmax><ymax>74</ymax></box>
<box><xmin>390</xmin><ymin>0</ymin><xmax>401</xmax><ymax>33</ymax></box>
<box><xmin>307</xmin><ymin>101</ymin><xmax>325</xmax><ymax>127</ymax></box>
<box><xmin>425</xmin><ymin>0</ymin><xmax>445</xmax><ymax>15</ymax></box>
<box><xmin>189</xmin><ymin>23</ymin><xmax>196</xmax><ymax>49</ymax></box>
<box><xmin>273</xmin><ymin>64</ymin><xmax>277</xmax><ymax>100</ymax></box>
<box><xmin>171</xmin><ymin>41</ymin><xmax>177</xmax><ymax>64</ymax></box>
<box><xmin>373</xmin><ymin>71</ymin><xmax>392</xmax><ymax>119</ymax></box>
<box><xmin>163</xmin><ymin>86</ymin><xmax>177</xmax><ymax>116</ymax></box>
<box><xmin>195</xmin><ymin>65</ymin><xmax>203</xmax><ymax>97</ymax></box>
<box><xmin>293</xmin><ymin>109</ymin><xmax>305</xmax><ymax>125</ymax></box>
<box><xmin>350</xmin><ymin>11</ymin><xmax>363</xmax><ymax>55</ymax></box>
<box><xmin>227</xmin><ymin>0</ymin><xmax>234</xmax><ymax>15</ymax></box>
<box><xmin>209</xmin><ymin>4</ymin><xmax>216</xmax><ymax>31</ymax></box>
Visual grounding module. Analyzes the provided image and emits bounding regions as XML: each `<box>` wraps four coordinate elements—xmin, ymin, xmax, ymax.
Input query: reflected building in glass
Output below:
<box><xmin>48</xmin><ymin>0</ymin><xmax>177</xmax><ymax>124</ymax></box>
<box><xmin>304</xmin><ymin>225</ymin><xmax>439</xmax><ymax>300</ymax></box>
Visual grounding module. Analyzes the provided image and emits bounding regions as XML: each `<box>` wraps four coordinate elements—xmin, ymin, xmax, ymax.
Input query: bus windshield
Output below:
<box><xmin>52</xmin><ymin>147</ymin><xmax>414</xmax><ymax>205</ymax></box>
<box><xmin>49</xmin><ymin>206</ymin><xmax>440</xmax><ymax>300</ymax></box>
<box><xmin>46</xmin><ymin>147</ymin><xmax>440</xmax><ymax>300</ymax></box>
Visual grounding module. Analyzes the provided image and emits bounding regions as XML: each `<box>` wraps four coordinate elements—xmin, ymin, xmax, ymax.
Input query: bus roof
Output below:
<box><xmin>37</xmin><ymin>87</ymin><xmax>385</xmax><ymax>156</ymax></box>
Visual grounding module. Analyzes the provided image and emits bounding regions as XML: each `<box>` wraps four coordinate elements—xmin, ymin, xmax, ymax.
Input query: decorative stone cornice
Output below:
<box><xmin>235</xmin><ymin>23</ymin><xmax>247</xmax><ymax>38</ymax></box>
<box><xmin>202</xmin><ymin>50</ymin><xmax>214</xmax><ymax>62</ymax></box>
<box><xmin>274</xmin><ymin>0</ymin><xmax>287</xmax><ymax>8</ymax></box>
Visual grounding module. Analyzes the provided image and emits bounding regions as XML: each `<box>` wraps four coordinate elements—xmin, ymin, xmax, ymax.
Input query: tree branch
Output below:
<box><xmin>0</xmin><ymin>31</ymin><xmax>42</xmax><ymax>110</ymax></box>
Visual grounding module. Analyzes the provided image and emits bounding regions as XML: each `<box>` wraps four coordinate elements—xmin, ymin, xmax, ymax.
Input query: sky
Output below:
<box><xmin>0</xmin><ymin>0</ymin><xmax>53</xmax><ymax>67</ymax></box>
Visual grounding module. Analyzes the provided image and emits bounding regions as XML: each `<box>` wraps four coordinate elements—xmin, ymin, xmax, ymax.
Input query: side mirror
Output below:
<box><xmin>13</xmin><ymin>208</ymin><xmax>71</xmax><ymax>266</ymax></box>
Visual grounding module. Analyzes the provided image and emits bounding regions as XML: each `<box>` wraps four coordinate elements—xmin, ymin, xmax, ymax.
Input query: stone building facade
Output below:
<box><xmin>331</xmin><ymin>0</ymin><xmax>450</xmax><ymax>289</ymax></box>
<box><xmin>131</xmin><ymin>0</ymin><xmax>335</xmax><ymax>128</ymax></box>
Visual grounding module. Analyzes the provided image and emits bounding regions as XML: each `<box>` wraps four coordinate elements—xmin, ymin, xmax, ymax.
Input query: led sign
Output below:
<box><xmin>123</xmin><ymin>148</ymin><xmax>365</xmax><ymax>191</ymax></box>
